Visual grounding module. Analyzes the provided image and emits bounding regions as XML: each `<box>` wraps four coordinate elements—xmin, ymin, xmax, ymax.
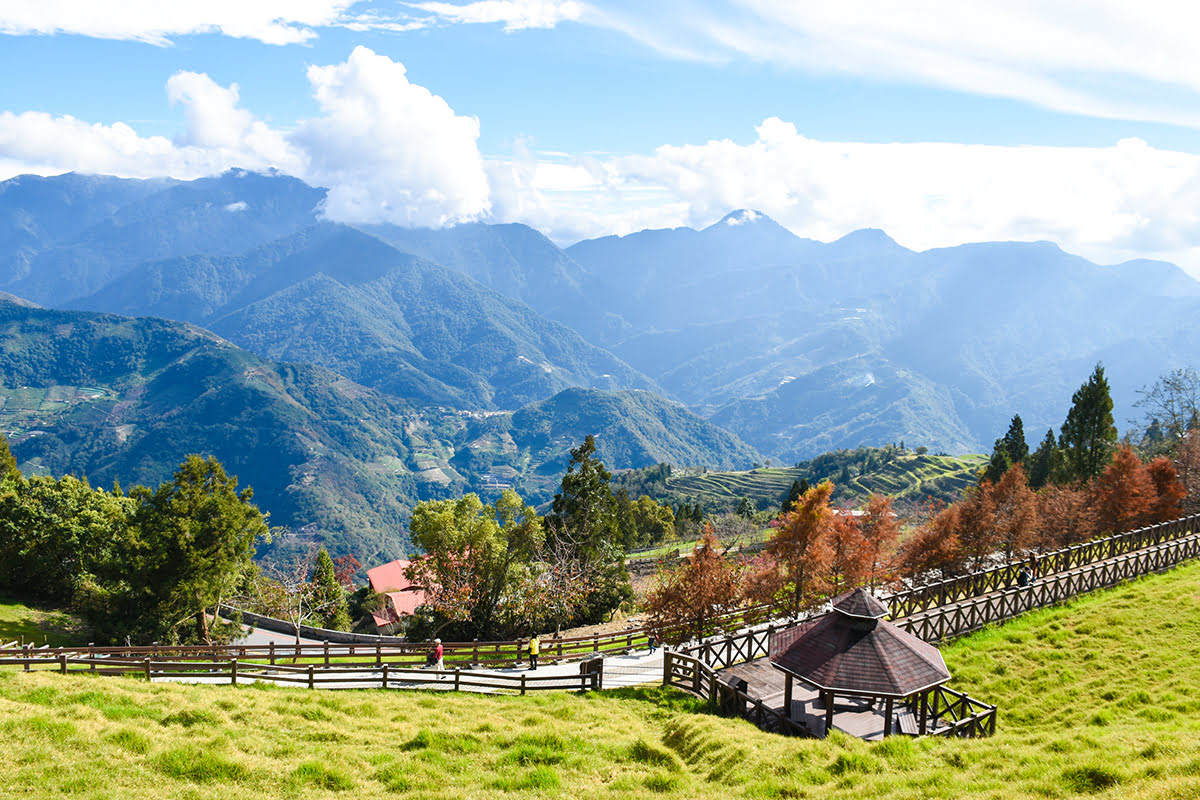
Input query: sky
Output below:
<box><xmin>3</xmin><ymin>1</ymin><xmax>1200</xmax><ymax>274</ymax></box>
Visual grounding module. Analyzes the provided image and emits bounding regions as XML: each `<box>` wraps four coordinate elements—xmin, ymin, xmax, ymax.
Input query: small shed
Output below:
<box><xmin>769</xmin><ymin>588</ymin><xmax>951</xmax><ymax>736</ymax></box>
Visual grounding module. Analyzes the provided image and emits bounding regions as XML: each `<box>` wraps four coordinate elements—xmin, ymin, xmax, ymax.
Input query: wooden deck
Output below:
<box><xmin>718</xmin><ymin>659</ymin><xmax>891</xmax><ymax>740</ymax></box>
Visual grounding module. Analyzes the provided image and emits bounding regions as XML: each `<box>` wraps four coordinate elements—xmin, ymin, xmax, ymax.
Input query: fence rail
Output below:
<box><xmin>884</xmin><ymin>513</ymin><xmax>1200</xmax><ymax>618</ymax></box>
<box><xmin>0</xmin><ymin>652</ymin><xmax>606</xmax><ymax>694</ymax></box>
<box><xmin>897</xmin><ymin>531</ymin><xmax>1200</xmax><ymax>643</ymax></box>
<box><xmin>663</xmin><ymin>651</ymin><xmax>809</xmax><ymax>737</ymax></box>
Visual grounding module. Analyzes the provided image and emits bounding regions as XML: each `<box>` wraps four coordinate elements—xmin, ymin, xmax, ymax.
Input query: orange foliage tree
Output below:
<box><xmin>826</xmin><ymin>512</ymin><xmax>870</xmax><ymax>597</ymax></box>
<box><xmin>1035</xmin><ymin>484</ymin><xmax>1097</xmax><ymax>548</ymax></box>
<box><xmin>899</xmin><ymin>503</ymin><xmax>966</xmax><ymax>579</ymax></box>
<box><xmin>751</xmin><ymin>481</ymin><xmax>836</xmax><ymax>616</ymax></box>
<box><xmin>644</xmin><ymin>529</ymin><xmax>744</xmax><ymax>645</ymax></box>
<box><xmin>1145</xmin><ymin>456</ymin><xmax>1186</xmax><ymax>523</ymax></box>
<box><xmin>990</xmin><ymin>464</ymin><xmax>1039</xmax><ymax>559</ymax></box>
<box><xmin>860</xmin><ymin>494</ymin><xmax>901</xmax><ymax>588</ymax></box>
<box><xmin>1090</xmin><ymin>445</ymin><xmax>1155</xmax><ymax>536</ymax></box>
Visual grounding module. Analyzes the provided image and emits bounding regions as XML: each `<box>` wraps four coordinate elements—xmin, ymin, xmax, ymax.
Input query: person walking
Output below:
<box><xmin>434</xmin><ymin>638</ymin><xmax>444</xmax><ymax>670</ymax></box>
<box><xmin>528</xmin><ymin>634</ymin><xmax>540</xmax><ymax>669</ymax></box>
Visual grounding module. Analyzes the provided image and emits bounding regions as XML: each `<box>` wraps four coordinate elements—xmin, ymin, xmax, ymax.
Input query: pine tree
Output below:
<box><xmin>1001</xmin><ymin>415</ymin><xmax>1029</xmax><ymax>464</ymax></box>
<box><xmin>311</xmin><ymin>547</ymin><xmax>352</xmax><ymax>631</ymax></box>
<box><xmin>1027</xmin><ymin>428</ymin><xmax>1059</xmax><ymax>489</ymax></box>
<box><xmin>783</xmin><ymin>479</ymin><xmax>805</xmax><ymax>512</ymax></box>
<box><xmin>1059</xmin><ymin>364</ymin><xmax>1118</xmax><ymax>483</ymax></box>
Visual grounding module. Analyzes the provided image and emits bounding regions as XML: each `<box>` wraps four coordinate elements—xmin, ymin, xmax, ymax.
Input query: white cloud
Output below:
<box><xmin>0</xmin><ymin>1</ymin><xmax>356</xmax><ymax>45</ymax></box>
<box><xmin>577</xmin><ymin>1</ymin><xmax>1200</xmax><ymax>129</ymax></box>
<box><xmin>409</xmin><ymin>0</ymin><xmax>585</xmax><ymax>31</ymax></box>
<box><xmin>293</xmin><ymin>46</ymin><xmax>489</xmax><ymax>226</ymax></box>
<box><xmin>490</xmin><ymin>119</ymin><xmax>1200</xmax><ymax>276</ymax></box>
<box><xmin>0</xmin><ymin>48</ymin><xmax>488</xmax><ymax>228</ymax></box>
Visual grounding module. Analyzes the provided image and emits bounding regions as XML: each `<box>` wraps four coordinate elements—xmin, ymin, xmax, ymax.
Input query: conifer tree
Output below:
<box><xmin>311</xmin><ymin>547</ymin><xmax>352</xmax><ymax>631</ymax></box>
<box><xmin>1059</xmin><ymin>364</ymin><xmax>1118</xmax><ymax>483</ymax></box>
<box><xmin>1027</xmin><ymin>428</ymin><xmax>1059</xmax><ymax>489</ymax></box>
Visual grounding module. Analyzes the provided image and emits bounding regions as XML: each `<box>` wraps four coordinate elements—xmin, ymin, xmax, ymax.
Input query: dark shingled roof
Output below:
<box><xmin>769</xmin><ymin>592</ymin><xmax>951</xmax><ymax>698</ymax></box>
<box><xmin>831</xmin><ymin>587</ymin><xmax>890</xmax><ymax>619</ymax></box>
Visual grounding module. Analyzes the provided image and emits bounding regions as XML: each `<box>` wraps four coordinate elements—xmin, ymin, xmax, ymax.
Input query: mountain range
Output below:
<box><xmin>2</xmin><ymin>169</ymin><xmax>1198</xmax><ymax>552</ymax></box>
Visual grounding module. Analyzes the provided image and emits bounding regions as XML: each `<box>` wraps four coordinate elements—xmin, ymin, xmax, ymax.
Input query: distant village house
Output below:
<box><xmin>366</xmin><ymin>559</ymin><xmax>425</xmax><ymax>635</ymax></box>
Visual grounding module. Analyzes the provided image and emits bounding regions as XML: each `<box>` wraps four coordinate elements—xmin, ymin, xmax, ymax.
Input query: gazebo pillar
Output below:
<box><xmin>784</xmin><ymin>674</ymin><xmax>793</xmax><ymax>718</ymax></box>
<box><xmin>824</xmin><ymin>691</ymin><xmax>835</xmax><ymax>735</ymax></box>
<box><xmin>883</xmin><ymin>696</ymin><xmax>894</xmax><ymax>737</ymax></box>
<box><xmin>918</xmin><ymin>689</ymin><xmax>929</xmax><ymax>735</ymax></box>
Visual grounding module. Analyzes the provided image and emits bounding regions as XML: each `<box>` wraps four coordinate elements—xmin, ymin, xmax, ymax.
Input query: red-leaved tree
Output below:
<box><xmin>645</xmin><ymin>529</ymin><xmax>744</xmax><ymax>645</ymax></box>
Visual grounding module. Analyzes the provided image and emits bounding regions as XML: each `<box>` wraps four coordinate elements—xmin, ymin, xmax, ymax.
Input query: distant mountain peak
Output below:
<box><xmin>834</xmin><ymin>228</ymin><xmax>898</xmax><ymax>246</ymax></box>
<box><xmin>717</xmin><ymin>209</ymin><xmax>769</xmax><ymax>227</ymax></box>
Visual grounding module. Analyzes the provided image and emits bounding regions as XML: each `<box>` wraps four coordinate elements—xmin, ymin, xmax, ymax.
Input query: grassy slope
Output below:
<box><xmin>1</xmin><ymin>562</ymin><xmax>1199</xmax><ymax>799</ymax></box>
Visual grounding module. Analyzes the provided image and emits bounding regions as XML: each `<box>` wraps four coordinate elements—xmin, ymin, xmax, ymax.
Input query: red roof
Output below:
<box><xmin>366</xmin><ymin>559</ymin><xmax>426</xmax><ymax>629</ymax></box>
<box><xmin>367</xmin><ymin>559</ymin><xmax>417</xmax><ymax>593</ymax></box>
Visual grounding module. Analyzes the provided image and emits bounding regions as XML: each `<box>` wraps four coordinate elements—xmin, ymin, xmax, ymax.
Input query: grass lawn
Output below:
<box><xmin>0</xmin><ymin>594</ymin><xmax>88</xmax><ymax>647</ymax></box>
<box><xmin>2</xmin><ymin>562</ymin><xmax>1200</xmax><ymax>798</ymax></box>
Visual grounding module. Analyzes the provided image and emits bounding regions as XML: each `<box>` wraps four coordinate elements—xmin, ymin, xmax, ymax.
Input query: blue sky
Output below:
<box><xmin>4</xmin><ymin>1</ymin><xmax>1200</xmax><ymax>275</ymax></box>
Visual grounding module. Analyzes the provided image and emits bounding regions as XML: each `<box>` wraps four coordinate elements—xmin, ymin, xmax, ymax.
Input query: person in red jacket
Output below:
<box><xmin>434</xmin><ymin>638</ymin><xmax>444</xmax><ymax>670</ymax></box>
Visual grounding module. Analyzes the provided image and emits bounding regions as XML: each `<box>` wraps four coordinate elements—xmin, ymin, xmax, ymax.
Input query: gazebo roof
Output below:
<box><xmin>831</xmin><ymin>587</ymin><xmax>890</xmax><ymax>620</ymax></box>
<box><xmin>769</xmin><ymin>590</ymin><xmax>951</xmax><ymax>698</ymax></box>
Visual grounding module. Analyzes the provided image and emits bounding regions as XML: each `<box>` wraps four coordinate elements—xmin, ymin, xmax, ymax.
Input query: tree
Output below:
<box><xmin>983</xmin><ymin>415</ymin><xmax>1029</xmax><ymax>483</ymax></box>
<box><xmin>826</xmin><ymin>512</ymin><xmax>869</xmax><ymax>596</ymax></box>
<box><xmin>0</xmin><ymin>431</ymin><xmax>19</xmax><ymax>481</ymax></box>
<box><xmin>1059</xmin><ymin>364</ymin><xmax>1118</xmax><ymax>483</ymax></box>
<box><xmin>1090</xmin><ymin>446</ymin><xmax>1154</xmax><ymax>536</ymax></box>
<box><xmin>989</xmin><ymin>464</ymin><xmax>1039</xmax><ymax>559</ymax></box>
<box><xmin>859</xmin><ymin>494</ymin><xmax>900</xmax><ymax>588</ymax></box>
<box><xmin>956</xmin><ymin>483</ymin><xmax>998</xmax><ymax>570</ymax></box>
<box><xmin>126</xmin><ymin>456</ymin><xmax>268</xmax><ymax>644</ymax></box>
<box><xmin>311</xmin><ymin>547</ymin><xmax>351</xmax><ymax>631</ymax></box>
<box><xmin>783</xmin><ymin>479</ymin><xmax>807</xmax><ymax>512</ymax></box>
<box><xmin>1035</xmin><ymin>484</ymin><xmax>1097</xmax><ymax>548</ymax></box>
<box><xmin>1173</xmin><ymin>431</ymin><xmax>1200</xmax><ymax>513</ymax></box>
<box><xmin>757</xmin><ymin>481</ymin><xmax>835</xmax><ymax>615</ymax></box>
<box><xmin>644</xmin><ymin>529</ymin><xmax>743</xmax><ymax>645</ymax></box>
<box><xmin>549</xmin><ymin>436</ymin><xmax>630</xmax><ymax>623</ymax></box>
<box><xmin>1133</xmin><ymin>367</ymin><xmax>1200</xmax><ymax>456</ymax></box>
<box><xmin>1027</xmin><ymin>429</ymin><xmax>1059</xmax><ymax>490</ymax></box>
<box><xmin>1145</xmin><ymin>456</ymin><xmax>1186</xmax><ymax>524</ymax></box>
<box><xmin>406</xmin><ymin>490</ymin><xmax>543</xmax><ymax>639</ymax></box>
<box><xmin>899</xmin><ymin>503</ymin><xmax>965</xmax><ymax>579</ymax></box>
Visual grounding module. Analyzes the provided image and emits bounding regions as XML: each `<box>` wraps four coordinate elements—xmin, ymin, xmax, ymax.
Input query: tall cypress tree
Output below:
<box><xmin>1059</xmin><ymin>364</ymin><xmax>1118</xmax><ymax>482</ymax></box>
<box><xmin>983</xmin><ymin>414</ymin><xmax>1030</xmax><ymax>483</ymax></box>
<box><xmin>311</xmin><ymin>547</ymin><xmax>351</xmax><ymax>631</ymax></box>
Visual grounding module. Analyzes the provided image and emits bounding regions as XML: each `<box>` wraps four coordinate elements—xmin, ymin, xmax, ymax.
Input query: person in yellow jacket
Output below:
<box><xmin>529</xmin><ymin>634</ymin><xmax>540</xmax><ymax>669</ymax></box>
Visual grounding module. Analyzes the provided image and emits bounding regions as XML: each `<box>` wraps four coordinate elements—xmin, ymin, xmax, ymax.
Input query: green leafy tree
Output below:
<box><xmin>1059</xmin><ymin>364</ymin><xmax>1118</xmax><ymax>483</ymax></box>
<box><xmin>0</xmin><ymin>431</ymin><xmax>19</xmax><ymax>480</ymax></box>
<box><xmin>406</xmin><ymin>490</ymin><xmax>543</xmax><ymax>639</ymax></box>
<box><xmin>125</xmin><ymin>455</ymin><xmax>269</xmax><ymax>644</ymax></box>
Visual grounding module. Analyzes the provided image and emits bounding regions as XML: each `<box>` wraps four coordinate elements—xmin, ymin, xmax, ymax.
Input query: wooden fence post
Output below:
<box><xmin>382</xmin><ymin>663</ymin><xmax>389</xmax><ymax>689</ymax></box>
<box><xmin>269</xmin><ymin>641</ymin><xmax>276</xmax><ymax>666</ymax></box>
<box><xmin>308</xmin><ymin>665</ymin><xmax>315</xmax><ymax>689</ymax></box>
<box><xmin>454</xmin><ymin>668</ymin><xmax>461</xmax><ymax>692</ymax></box>
<box><xmin>521</xmin><ymin>674</ymin><xmax>527</xmax><ymax>696</ymax></box>
<box><xmin>89</xmin><ymin>643</ymin><xmax>95</xmax><ymax>672</ymax></box>
<box><xmin>323</xmin><ymin>640</ymin><xmax>330</xmax><ymax>666</ymax></box>
<box><xmin>59</xmin><ymin>654</ymin><xmax>67</xmax><ymax>674</ymax></box>
<box><xmin>144</xmin><ymin>659</ymin><xmax>151</xmax><ymax>681</ymax></box>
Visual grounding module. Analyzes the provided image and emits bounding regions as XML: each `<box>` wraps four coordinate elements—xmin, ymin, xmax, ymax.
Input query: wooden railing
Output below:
<box><xmin>0</xmin><ymin>651</ymin><xmax>606</xmax><ymax>694</ymax></box>
<box><xmin>884</xmin><ymin>513</ymin><xmax>1200</xmax><ymax>618</ymax></box>
<box><xmin>663</xmin><ymin>651</ymin><xmax>810</xmax><ymax>737</ymax></box>
<box><xmin>897</xmin><ymin>531</ymin><xmax>1200</xmax><ymax>642</ymax></box>
<box><xmin>902</xmin><ymin>685</ymin><xmax>997</xmax><ymax>738</ymax></box>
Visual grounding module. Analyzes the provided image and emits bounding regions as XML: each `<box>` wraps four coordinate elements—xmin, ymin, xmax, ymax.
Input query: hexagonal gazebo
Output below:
<box><xmin>768</xmin><ymin>588</ymin><xmax>952</xmax><ymax>737</ymax></box>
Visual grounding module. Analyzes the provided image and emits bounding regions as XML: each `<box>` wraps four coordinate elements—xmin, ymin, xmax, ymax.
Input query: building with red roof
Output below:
<box><xmin>366</xmin><ymin>559</ymin><xmax>426</xmax><ymax>635</ymax></box>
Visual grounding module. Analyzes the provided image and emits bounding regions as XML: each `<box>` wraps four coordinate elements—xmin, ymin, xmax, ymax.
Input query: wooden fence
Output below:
<box><xmin>0</xmin><ymin>650</ymin><xmax>606</xmax><ymax>694</ymax></box>
<box><xmin>663</xmin><ymin>651</ymin><xmax>809</xmax><ymax>737</ymax></box>
<box><xmin>897</xmin><ymin>531</ymin><xmax>1200</xmax><ymax>642</ymax></box>
<box><xmin>884</xmin><ymin>513</ymin><xmax>1200</xmax><ymax>618</ymax></box>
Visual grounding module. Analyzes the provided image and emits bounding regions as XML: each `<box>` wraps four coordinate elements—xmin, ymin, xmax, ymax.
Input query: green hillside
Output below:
<box><xmin>1</xmin><ymin>556</ymin><xmax>1198</xmax><ymax>797</ymax></box>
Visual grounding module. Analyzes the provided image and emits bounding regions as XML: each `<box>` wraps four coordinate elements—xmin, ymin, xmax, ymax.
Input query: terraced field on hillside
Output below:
<box><xmin>668</xmin><ymin>452</ymin><xmax>986</xmax><ymax>508</ymax></box>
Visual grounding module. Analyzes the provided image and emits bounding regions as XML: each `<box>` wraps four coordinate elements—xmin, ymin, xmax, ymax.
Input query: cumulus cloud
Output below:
<box><xmin>293</xmin><ymin>46</ymin><xmax>489</xmax><ymax>226</ymax></box>
<box><xmin>0</xmin><ymin>48</ymin><xmax>488</xmax><ymax>228</ymax></box>
<box><xmin>409</xmin><ymin>0</ymin><xmax>585</xmax><ymax>31</ymax></box>
<box><xmin>0</xmin><ymin>1</ymin><xmax>356</xmax><ymax>45</ymax></box>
